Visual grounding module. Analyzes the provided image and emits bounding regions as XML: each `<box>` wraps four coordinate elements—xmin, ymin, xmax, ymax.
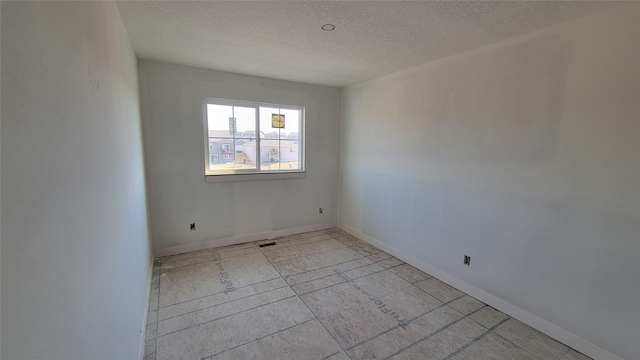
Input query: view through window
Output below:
<box><xmin>204</xmin><ymin>99</ymin><xmax>304</xmax><ymax>176</ymax></box>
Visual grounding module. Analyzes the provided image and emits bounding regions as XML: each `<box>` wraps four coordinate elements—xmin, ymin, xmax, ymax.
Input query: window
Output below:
<box><xmin>203</xmin><ymin>98</ymin><xmax>304</xmax><ymax>180</ymax></box>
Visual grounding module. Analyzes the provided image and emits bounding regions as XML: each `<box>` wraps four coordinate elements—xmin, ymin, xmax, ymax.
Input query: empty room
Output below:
<box><xmin>1</xmin><ymin>1</ymin><xmax>638</xmax><ymax>360</ymax></box>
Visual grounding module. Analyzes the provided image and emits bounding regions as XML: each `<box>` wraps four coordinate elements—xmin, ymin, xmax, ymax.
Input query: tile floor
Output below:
<box><xmin>144</xmin><ymin>228</ymin><xmax>590</xmax><ymax>360</ymax></box>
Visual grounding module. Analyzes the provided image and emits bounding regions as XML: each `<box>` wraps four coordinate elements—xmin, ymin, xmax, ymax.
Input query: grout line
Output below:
<box><xmin>487</xmin><ymin>319</ymin><xmax>555</xmax><ymax>360</ymax></box>
<box><xmin>559</xmin><ymin>348</ymin><xmax>572</xmax><ymax>360</ymax></box>
<box><xmin>159</xmin><ymin>277</ymin><xmax>283</xmax><ymax>311</ymax></box>
<box><xmin>319</xmin><ymin>350</ymin><xmax>342</xmax><ymax>360</ymax></box>
<box><xmin>290</xmin><ymin>261</ymin><xmax>382</xmax><ymax>286</ymax></box>
<box><xmin>261</xmin><ymin>243</ymin><xmax>349</xmax><ymax>264</ymax></box>
<box><xmin>160</xmin><ymin>248</ymin><xmax>262</xmax><ymax>271</ymax></box>
<box><xmin>280</xmin><ymin>255</ymin><xmax>373</xmax><ymax>280</ymax></box>
<box><xmin>152</xmin><ymin>229</ymin><xmax>580</xmax><ymax>360</ymax></box>
<box><xmin>262</xmin><ymin>240</ymin><xmax>355</xmax><ymax>359</ymax></box>
<box><xmin>201</xmin><ymin>318</ymin><xmax>318</xmax><ymax>360</ymax></box>
<box><xmin>158</xmin><ymin>295</ymin><xmax>299</xmax><ymax>338</ymax></box>
<box><xmin>442</xmin><ymin>317</ymin><xmax>511</xmax><ymax>360</ymax></box>
<box><xmin>268</xmin><ymin>244</ymin><xmax>354</xmax><ymax>267</ymax></box>
<box><xmin>345</xmin><ymin>294</ymin><xmax>466</xmax><ymax>351</ymax></box>
<box><xmin>276</xmin><ymin>251</ymin><xmax>371</xmax><ymax>279</ymax></box>
<box><xmin>295</xmin><ymin>266</ymin><xmax>392</xmax><ymax>297</ymax></box>
<box><xmin>257</xmin><ymin>234</ymin><xmax>336</xmax><ymax>248</ymax></box>
<box><xmin>381</xmin><ymin>304</ymin><xmax>487</xmax><ymax>360</ymax></box>
<box><xmin>159</xmin><ymin>284</ymin><xmax>291</xmax><ymax>322</ymax></box>
<box><xmin>295</xmin><ymin>287</ymin><xmax>354</xmax><ymax>359</ymax></box>
<box><xmin>158</xmin><ymin>243</ymin><xmax>259</xmax><ymax>263</ymax></box>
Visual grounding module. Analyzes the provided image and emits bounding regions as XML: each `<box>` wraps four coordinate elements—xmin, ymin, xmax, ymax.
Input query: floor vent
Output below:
<box><xmin>258</xmin><ymin>242</ymin><xmax>277</xmax><ymax>248</ymax></box>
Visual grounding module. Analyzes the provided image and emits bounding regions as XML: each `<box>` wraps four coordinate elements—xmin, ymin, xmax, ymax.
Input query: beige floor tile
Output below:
<box><xmin>158</xmin><ymin>286</ymin><xmax>296</xmax><ymax>336</ymax></box>
<box><xmin>144</xmin><ymin>340</ymin><xmax>155</xmax><ymax>359</ymax></box>
<box><xmin>160</xmin><ymin>243</ymin><xmax>257</xmax><ymax>265</ymax></box>
<box><xmin>560</xmin><ymin>349</ymin><xmax>592</xmax><ymax>360</ymax></box>
<box><xmin>324</xmin><ymin>351</ymin><xmax>351</xmax><ymax>360</ymax></box>
<box><xmin>149</xmin><ymin>286</ymin><xmax>160</xmax><ymax>311</ymax></box>
<box><xmin>208</xmin><ymin>320</ymin><xmax>342</xmax><ymax>360</ymax></box>
<box><xmin>388</xmin><ymin>263</ymin><xmax>431</xmax><ymax>283</ymax></box>
<box><xmin>349</xmin><ymin>306</ymin><xmax>464</xmax><ymax>360</ymax></box>
<box><xmin>301</xmin><ymin>282</ymin><xmax>374</xmax><ymax>319</ymax></box>
<box><xmin>146</xmin><ymin>229</ymin><xmax>586</xmax><ymax>360</ymax></box>
<box><xmin>351</xmin><ymin>242</ymin><xmax>384</xmax><ymax>256</ymax></box>
<box><xmin>414</xmin><ymin>277</ymin><xmax>464</xmax><ymax>302</ymax></box>
<box><xmin>256</xmin><ymin>231</ymin><xmax>332</xmax><ymax>247</ymax></box>
<box><xmin>376</xmin><ymin>285</ymin><xmax>444</xmax><ymax>319</ymax></box>
<box><xmin>469</xmin><ymin>306</ymin><xmax>509</xmax><ymax>329</ymax></box>
<box><xmin>159</xmin><ymin>277</ymin><xmax>286</xmax><ymax>320</ymax></box>
<box><xmin>494</xmin><ymin>319</ymin><xmax>569</xmax><ymax>360</ymax></box>
<box><xmin>326</xmin><ymin>232</ymin><xmax>358</xmax><ymax>244</ymax></box>
<box><xmin>156</xmin><ymin>296</ymin><xmax>314</xmax><ymax>360</ymax></box>
<box><xmin>284</xmin><ymin>257</ymin><xmax>374</xmax><ymax>286</ymax></box>
<box><xmin>449</xmin><ymin>295</ymin><xmax>485</xmax><ymax>315</ymax></box>
<box><xmin>320</xmin><ymin>302</ymin><xmax>401</xmax><ymax>349</ymax></box>
<box><xmin>146</xmin><ymin>322</ymin><xmax>157</xmax><ymax>341</ymax></box>
<box><xmin>273</xmin><ymin>246</ymin><xmax>364</xmax><ymax>277</ymax></box>
<box><xmin>292</xmin><ymin>263</ymin><xmax>383</xmax><ymax>296</ymax></box>
<box><xmin>260</xmin><ymin>238</ymin><xmax>346</xmax><ymax>263</ymax></box>
<box><xmin>159</xmin><ymin>252</ymin><xmax>278</xmax><ymax>307</ymax></box>
<box><xmin>376</xmin><ymin>256</ymin><xmax>406</xmax><ymax>269</ymax></box>
<box><xmin>161</xmin><ymin>246</ymin><xmax>260</xmax><ymax>270</ymax></box>
<box><xmin>389</xmin><ymin>318</ymin><xmax>487</xmax><ymax>359</ymax></box>
<box><xmin>368</xmin><ymin>251</ymin><xmax>393</xmax><ymax>262</ymax></box>
<box><xmin>320</xmin><ymin>283</ymin><xmax>447</xmax><ymax>350</ymax></box>
<box><xmin>341</xmin><ymin>241</ymin><xmax>375</xmax><ymax>253</ymax></box>
<box><xmin>450</xmin><ymin>332</ymin><xmax>538</xmax><ymax>360</ymax></box>
<box><xmin>351</xmin><ymin>270</ymin><xmax>412</xmax><ymax>299</ymax></box>
<box><xmin>342</xmin><ymin>262</ymin><xmax>386</xmax><ymax>279</ymax></box>
<box><xmin>147</xmin><ymin>309</ymin><xmax>158</xmax><ymax>325</ymax></box>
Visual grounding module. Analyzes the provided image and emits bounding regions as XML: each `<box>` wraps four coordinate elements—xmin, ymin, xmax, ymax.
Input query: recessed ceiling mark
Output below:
<box><xmin>321</xmin><ymin>24</ymin><xmax>335</xmax><ymax>31</ymax></box>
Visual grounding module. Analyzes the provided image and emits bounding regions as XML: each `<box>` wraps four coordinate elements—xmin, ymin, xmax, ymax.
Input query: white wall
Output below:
<box><xmin>138</xmin><ymin>61</ymin><xmax>340</xmax><ymax>252</ymax></box>
<box><xmin>1</xmin><ymin>2</ymin><xmax>152</xmax><ymax>359</ymax></box>
<box><xmin>340</xmin><ymin>5</ymin><xmax>639</xmax><ymax>360</ymax></box>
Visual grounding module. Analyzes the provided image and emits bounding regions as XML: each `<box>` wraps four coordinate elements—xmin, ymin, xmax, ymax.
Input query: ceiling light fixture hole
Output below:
<box><xmin>321</xmin><ymin>24</ymin><xmax>335</xmax><ymax>31</ymax></box>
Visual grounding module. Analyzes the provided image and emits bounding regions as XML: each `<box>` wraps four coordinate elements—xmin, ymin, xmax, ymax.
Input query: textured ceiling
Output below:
<box><xmin>117</xmin><ymin>1</ymin><xmax>621</xmax><ymax>88</ymax></box>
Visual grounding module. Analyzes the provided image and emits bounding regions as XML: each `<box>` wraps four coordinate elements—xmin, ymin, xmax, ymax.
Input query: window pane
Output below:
<box><xmin>259</xmin><ymin>139</ymin><xmax>299</xmax><ymax>170</ymax></box>
<box><xmin>205</xmin><ymin>99</ymin><xmax>303</xmax><ymax>175</ymax></box>
<box><xmin>208</xmin><ymin>138</ymin><xmax>257</xmax><ymax>171</ymax></box>
<box><xmin>234</xmin><ymin>106</ymin><xmax>256</xmax><ymax>139</ymax></box>
<box><xmin>207</xmin><ymin>104</ymin><xmax>233</xmax><ymax>137</ymax></box>
<box><xmin>259</xmin><ymin>108</ymin><xmax>300</xmax><ymax>140</ymax></box>
<box><xmin>207</xmin><ymin>104</ymin><xmax>258</xmax><ymax>172</ymax></box>
<box><xmin>258</xmin><ymin>107</ymin><xmax>301</xmax><ymax>170</ymax></box>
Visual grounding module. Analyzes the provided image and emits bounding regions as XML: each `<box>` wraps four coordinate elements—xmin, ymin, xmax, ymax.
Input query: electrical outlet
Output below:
<box><xmin>319</xmin><ymin>208</ymin><xmax>323</xmax><ymax>214</ymax></box>
<box><xmin>190</xmin><ymin>223</ymin><xmax>196</xmax><ymax>231</ymax></box>
<box><xmin>464</xmin><ymin>255</ymin><xmax>471</xmax><ymax>266</ymax></box>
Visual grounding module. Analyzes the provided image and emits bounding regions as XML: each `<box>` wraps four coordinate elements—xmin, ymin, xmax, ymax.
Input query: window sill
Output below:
<box><xmin>205</xmin><ymin>171</ymin><xmax>305</xmax><ymax>183</ymax></box>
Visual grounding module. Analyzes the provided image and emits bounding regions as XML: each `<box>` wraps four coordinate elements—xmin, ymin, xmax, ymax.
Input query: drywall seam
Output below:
<box><xmin>138</xmin><ymin>251</ymin><xmax>155</xmax><ymax>360</ymax></box>
<box><xmin>155</xmin><ymin>222</ymin><xmax>336</xmax><ymax>257</ymax></box>
<box><xmin>337</xmin><ymin>223</ymin><xmax>625</xmax><ymax>360</ymax></box>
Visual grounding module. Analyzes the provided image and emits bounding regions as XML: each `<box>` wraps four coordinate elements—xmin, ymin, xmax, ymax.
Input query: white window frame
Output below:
<box><xmin>203</xmin><ymin>98</ymin><xmax>305</xmax><ymax>182</ymax></box>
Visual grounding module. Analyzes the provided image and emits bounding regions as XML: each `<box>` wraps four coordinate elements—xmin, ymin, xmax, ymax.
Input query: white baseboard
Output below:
<box><xmin>138</xmin><ymin>251</ymin><xmax>155</xmax><ymax>360</ymax></box>
<box><xmin>154</xmin><ymin>222</ymin><xmax>337</xmax><ymax>257</ymax></box>
<box><xmin>338</xmin><ymin>223</ymin><xmax>624</xmax><ymax>360</ymax></box>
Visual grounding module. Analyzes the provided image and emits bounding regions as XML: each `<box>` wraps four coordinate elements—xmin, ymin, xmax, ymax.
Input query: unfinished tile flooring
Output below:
<box><xmin>144</xmin><ymin>228</ymin><xmax>590</xmax><ymax>360</ymax></box>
